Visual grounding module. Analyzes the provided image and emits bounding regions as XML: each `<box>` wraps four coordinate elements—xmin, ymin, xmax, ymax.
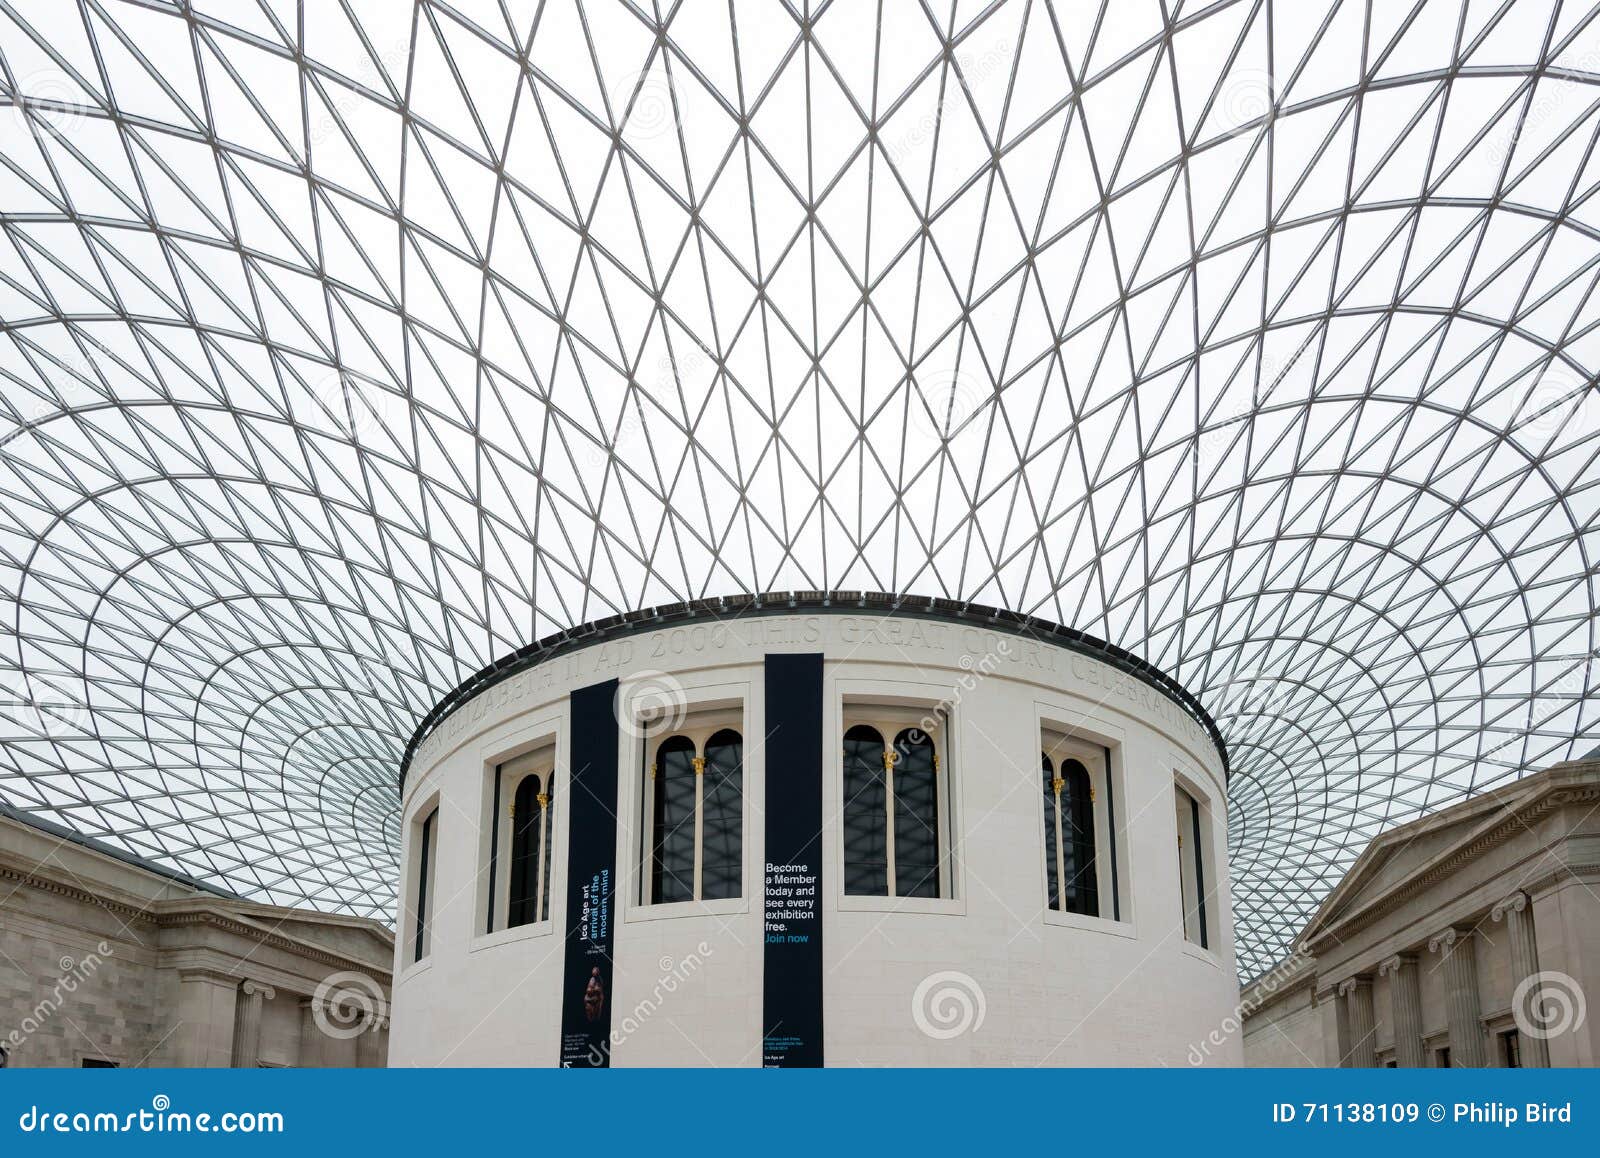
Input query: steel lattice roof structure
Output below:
<box><xmin>0</xmin><ymin>0</ymin><xmax>1597</xmax><ymax>979</ymax></box>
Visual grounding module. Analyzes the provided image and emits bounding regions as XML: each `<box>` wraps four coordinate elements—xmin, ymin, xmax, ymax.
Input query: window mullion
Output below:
<box><xmin>883</xmin><ymin>739</ymin><xmax>897</xmax><ymax>898</ymax></box>
<box><xmin>1052</xmin><ymin>774</ymin><xmax>1067</xmax><ymax>912</ymax></box>
<box><xmin>692</xmin><ymin>753</ymin><xmax>706</xmax><ymax>901</ymax></box>
<box><xmin>535</xmin><ymin>783</ymin><xmax>550</xmax><ymax>922</ymax></box>
<box><xmin>645</xmin><ymin>748</ymin><xmax>659</xmax><ymax>903</ymax></box>
<box><xmin>934</xmin><ymin>744</ymin><xmax>949</xmax><ymax>899</ymax></box>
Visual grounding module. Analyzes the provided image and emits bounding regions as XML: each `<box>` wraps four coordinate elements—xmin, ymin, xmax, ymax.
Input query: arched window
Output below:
<box><xmin>508</xmin><ymin>773</ymin><xmax>552</xmax><ymax>927</ymax></box>
<box><xmin>892</xmin><ymin>728</ymin><xmax>939</xmax><ymax>898</ymax></box>
<box><xmin>650</xmin><ymin>735</ymin><xmax>698</xmax><ymax>903</ymax></box>
<box><xmin>1041</xmin><ymin>753</ymin><xmax>1059</xmax><ymax>910</ymax></box>
<box><xmin>843</xmin><ymin>718</ymin><xmax>951</xmax><ymax>899</ymax></box>
<box><xmin>701</xmin><ymin>728</ymin><xmax>743</xmax><ymax>900</ymax></box>
<box><xmin>1042</xmin><ymin>740</ymin><xmax>1118</xmax><ymax>921</ymax></box>
<box><xmin>1057</xmin><ymin>758</ymin><xmax>1098</xmax><ymax>916</ymax></box>
<box><xmin>841</xmin><ymin>724</ymin><xmax>888</xmax><ymax>896</ymax></box>
<box><xmin>643</xmin><ymin>727</ymin><xmax>744</xmax><ymax>904</ymax></box>
<box><xmin>1043</xmin><ymin>751</ymin><xmax>1094</xmax><ymax>921</ymax></box>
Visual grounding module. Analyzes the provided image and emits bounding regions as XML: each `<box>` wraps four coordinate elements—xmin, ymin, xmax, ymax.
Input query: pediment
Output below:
<box><xmin>1300</xmin><ymin>780</ymin><xmax>1541</xmax><ymax>946</ymax></box>
<box><xmin>254</xmin><ymin>914</ymin><xmax>394</xmax><ymax>965</ymax></box>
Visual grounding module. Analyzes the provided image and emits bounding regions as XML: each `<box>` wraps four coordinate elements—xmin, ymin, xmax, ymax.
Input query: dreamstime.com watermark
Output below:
<box><xmin>306</xmin><ymin>33</ymin><xmax>409</xmax><ymax>149</ymax></box>
<box><xmin>880</xmin><ymin>37</ymin><xmax>1014</xmax><ymax>168</ymax></box>
<box><xmin>608</xmin><ymin>64</ymin><xmax>679</xmax><ymax>141</ymax></box>
<box><xmin>617</xmin><ymin>668</ymin><xmax>692</xmax><ymax>740</ymax></box>
<box><xmin>1186</xmin><ymin>945</ymin><xmax>1312</xmax><ymax>1065</ymax></box>
<box><xmin>906</xmin><ymin>638</ymin><xmax>1012</xmax><ymax>740</ymax></box>
<box><xmin>309</xmin><ymin>368</ymin><xmax>401</xmax><ymax>443</ymax></box>
<box><xmin>1484</xmin><ymin>51</ymin><xmax>1600</xmax><ymax>169</ymax></box>
<box><xmin>585</xmin><ymin>942</ymin><xmax>714</xmax><ymax>1065</ymax></box>
<box><xmin>0</xmin><ymin>668</ymin><xmax>89</xmax><ymax>742</ymax></box>
<box><xmin>911</xmin><ymin>970</ymin><xmax>987</xmax><ymax>1040</ymax></box>
<box><xmin>6</xmin><ymin>67</ymin><xmax>92</xmax><ymax>137</ymax></box>
<box><xmin>1508</xmin><ymin>368</ymin><xmax>1597</xmax><ymax>443</ymax></box>
<box><xmin>312</xmin><ymin>970</ymin><xmax>388</xmax><ymax>1039</ymax></box>
<box><xmin>4</xmin><ymin>942</ymin><xmax>112</xmax><ymax>1058</ymax></box>
<box><xmin>1212</xmin><ymin>68</ymin><xmax>1275</xmax><ymax>138</ymax></box>
<box><xmin>1513</xmin><ymin>970</ymin><xmax>1587</xmax><ymax>1041</ymax></box>
<box><xmin>906</xmin><ymin>367</ymin><xmax>992</xmax><ymax>442</ymax></box>
<box><xmin>16</xmin><ymin>1095</ymin><xmax>283</xmax><ymax>1135</ymax></box>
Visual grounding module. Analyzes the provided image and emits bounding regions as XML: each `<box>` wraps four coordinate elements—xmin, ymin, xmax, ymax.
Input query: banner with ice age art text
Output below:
<box><xmin>558</xmin><ymin>678</ymin><xmax>619</xmax><ymax>1068</ymax></box>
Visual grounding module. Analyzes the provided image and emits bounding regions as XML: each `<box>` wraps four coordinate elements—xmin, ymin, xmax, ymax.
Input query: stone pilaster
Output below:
<box><xmin>1333</xmin><ymin>983</ymin><xmax>1353</xmax><ymax>1066</ymax></box>
<box><xmin>357</xmin><ymin>1015</ymin><xmax>389</xmax><ymax>1068</ymax></box>
<box><xmin>1429</xmin><ymin>927</ymin><xmax>1486</xmax><ymax>1067</ymax></box>
<box><xmin>298</xmin><ymin>997</ymin><xmax>324</xmax><ymax>1068</ymax></box>
<box><xmin>1379</xmin><ymin>954</ymin><xmax>1424</xmax><ymax>1067</ymax></box>
<box><xmin>175</xmin><ymin>968</ymin><xmax>239</xmax><ymax>1068</ymax></box>
<box><xmin>1492</xmin><ymin>891</ymin><xmax>1549</xmax><ymax>1067</ymax></box>
<box><xmin>230</xmin><ymin>980</ymin><xmax>274</xmax><ymax>1068</ymax></box>
<box><xmin>1337</xmin><ymin>975</ymin><xmax>1377</xmax><ymax>1066</ymax></box>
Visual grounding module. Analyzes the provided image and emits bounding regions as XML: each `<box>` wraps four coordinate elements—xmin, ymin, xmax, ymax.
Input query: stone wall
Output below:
<box><xmin>1242</xmin><ymin>760</ymin><xmax>1600</xmax><ymax>1068</ymax></box>
<box><xmin>0</xmin><ymin>811</ymin><xmax>394</xmax><ymax>1068</ymax></box>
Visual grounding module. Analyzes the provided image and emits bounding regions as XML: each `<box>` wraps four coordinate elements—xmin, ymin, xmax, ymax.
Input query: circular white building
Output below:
<box><xmin>388</xmin><ymin>593</ymin><xmax>1238</xmax><ymax>1066</ymax></box>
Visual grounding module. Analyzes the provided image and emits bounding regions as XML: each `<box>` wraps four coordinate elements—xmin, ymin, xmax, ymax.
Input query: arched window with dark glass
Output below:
<box><xmin>701</xmin><ymin>728</ymin><xmax>743</xmax><ymax>900</ymax></box>
<box><xmin>1041</xmin><ymin>753</ymin><xmax>1060</xmax><ymax>910</ymax></box>
<box><xmin>1057</xmin><ymin>758</ymin><xmax>1098</xmax><ymax>917</ymax></box>
<box><xmin>508</xmin><ymin>773</ymin><xmax>549</xmax><ymax>927</ymax></box>
<box><xmin>651</xmin><ymin>735</ymin><xmax>697</xmax><ymax>903</ymax></box>
<box><xmin>842</xmin><ymin>724</ymin><xmax>888</xmax><ymax>895</ymax></box>
<box><xmin>892</xmin><ymin>728</ymin><xmax>940</xmax><ymax>898</ymax></box>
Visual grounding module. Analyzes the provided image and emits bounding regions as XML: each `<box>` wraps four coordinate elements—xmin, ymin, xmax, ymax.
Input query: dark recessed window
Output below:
<box><xmin>842</xmin><ymin>716</ymin><xmax>952</xmax><ymax>899</ymax></box>
<box><xmin>1176</xmin><ymin>784</ymin><xmax>1210</xmax><ymax>948</ymax></box>
<box><xmin>1042</xmin><ymin>754</ymin><xmax>1098</xmax><ymax>917</ymax></box>
<box><xmin>412</xmin><ymin>807</ymin><xmax>437</xmax><ymax>963</ymax></box>
<box><xmin>842</xmin><ymin>724</ymin><xmax>889</xmax><ymax>897</ymax></box>
<box><xmin>508</xmin><ymin>772</ymin><xmax>553</xmax><ymax>927</ymax></box>
<box><xmin>701</xmin><ymin>729</ymin><xmax>744</xmax><ymax>901</ymax></box>
<box><xmin>1502</xmin><ymin>1030</ymin><xmax>1521</xmax><ymax>1068</ymax></box>
<box><xmin>645</xmin><ymin>726</ymin><xmax>743</xmax><ymax>904</ymax></box>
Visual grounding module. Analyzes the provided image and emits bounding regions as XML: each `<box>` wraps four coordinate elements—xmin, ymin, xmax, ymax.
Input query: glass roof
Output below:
<box><xmin>0</xmin><ymin>0</ymin><xmax>1596</xmax><ymax>980</ymax></box>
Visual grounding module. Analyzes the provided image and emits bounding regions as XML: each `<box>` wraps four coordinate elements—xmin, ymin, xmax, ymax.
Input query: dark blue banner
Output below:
<box><xmin>558</xmin><ymin>678</ymin><xmax>620</xmax><ymax>1067</ymax></box>
<box><xmin>762</xmin><ymin>653</ymin><xmax>825</xmax><ymax>1067</ymax></box>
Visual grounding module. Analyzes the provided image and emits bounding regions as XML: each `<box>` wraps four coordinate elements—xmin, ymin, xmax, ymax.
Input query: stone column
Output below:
<box><xmin>1379</xmin><ymin>954</ymin><xmax>1424</xmax><ymax>1067</ymax></box>
<box><xmin>230</xmin><ymin>980</ymin><xmax>274</xmax><ymax>1068</ymax></box>
<box><xmin>1493</xmin><ymin>891</ymin><xmax>1550</xmax><ymax>1067</ymax></box>
<box><xmin>298</xmin><ymin>997</ymin><xmax>325</xmax><ymax>1068</ymax></box>
<box><xmin>1333</xmin><ymin>983</ymin><xmax>1353</xmax><ymax>1065</ymax></box>
<box><xmin>1337</xmin><ymin>975</ymin><xmax>1377</xmax><ymax>1066</ymax></box>
<box><xmin>1429</xmin><ymin>927</ymin><xmax>1486</xmax><ymax>1067</ymax></box>
<box><xmin>357</xmin><ymin>1016</ymin><xmax>389</xmax><ymax>1068</ymax></box>
<box><xmin>174</xmin><ymin>969</ymin><xmax>240</xmax><ymax>1068</ymax></box>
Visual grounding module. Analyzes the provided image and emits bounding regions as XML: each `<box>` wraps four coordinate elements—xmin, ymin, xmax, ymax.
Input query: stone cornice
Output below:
<box><xmin>1303</xmin><ymin>775</ymin><xmax>1600</xmax><ymax>952</ymax></box>
<box><xmin>1</xmin><ymin>856</ymin><xmax>391</xmax><ymax>979</ymax></box>
<box><xmin>156</xmin><ymin>908</ymin><xmax>389</xmax><ymax>976</ymax></box>
<box><xmin>0</xmin><ymin>858</ymin><xmax>158</xmax><ymax>923</ymax></box>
